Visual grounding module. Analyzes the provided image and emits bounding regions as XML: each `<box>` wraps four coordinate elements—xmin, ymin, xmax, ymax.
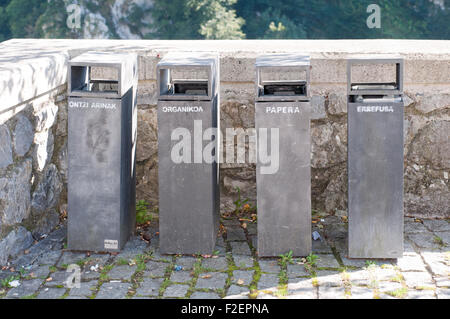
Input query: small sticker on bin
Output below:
<box><xmin>104</xmin><ymin>239</ymin><xmax>119</xmax><ymax>250</ymax></box>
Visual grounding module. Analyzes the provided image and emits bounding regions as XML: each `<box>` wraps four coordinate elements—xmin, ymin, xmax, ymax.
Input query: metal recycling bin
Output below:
<box><xmin>347</xmin><ymin>56</ymin><xmax>404</xmax><ymax>259</ymax></box>
<box><xmin>68</xmin><ymin>52</ymin><xmax>137</xmax><ymax>252</ymax></box>
<box><xmin>255</xmin><ymin>54</ymin><xmax>312</xmax><ymax>257</ymax></box>
<box><xmin>157</xmin><ymin>52</ymin><xmax>220</xmax><ymax>255</ymax></box>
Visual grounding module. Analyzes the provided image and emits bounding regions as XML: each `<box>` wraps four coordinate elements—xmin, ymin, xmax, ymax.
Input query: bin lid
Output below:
<box><xmin>347</xmin><ymin>54</ymin><xmax>403</xmax><ymax>96</ymax></box>
<box><xmin>157</xmin><ymin>52</ymin><xmax>219</xmax><ymax>101</ymax></box>
<box><xmin>255</xmin><ymin>53</ymin><xmax>310</xmax><ymax>68</ymax></box>
<box><xmin>69</xmin><ymin>51</ymin><xmax>137</xmax><ymax>98</ymax></box>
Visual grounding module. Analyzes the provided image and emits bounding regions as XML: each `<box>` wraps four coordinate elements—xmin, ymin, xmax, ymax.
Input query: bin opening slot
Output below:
<box><xmin>70</xmin><ymin>66</ymin><xmax>120</xmax><ymax>94</ymax></box>
<box><xmin>351</xmin><ymin>83</ymin><xmax>398</xmax><ymax>92</ymax></box>
<box><xmin>260</xmin><ymin>81</ymin><xmax>307</xmax><ymax>97</ymax></box>
<box><xmin>171</xmin><ymin>80</ymin><xmax>208</xmax><ymax>96</ymax></box>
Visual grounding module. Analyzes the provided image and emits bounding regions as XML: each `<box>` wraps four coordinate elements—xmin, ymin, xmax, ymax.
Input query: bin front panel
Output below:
<box><xmin>157</xmin><ymin>99</ymin><xmax>219</xmax><ymax>255</ymax></box>
<box><xmin>348</xmin><ymin>101</ymin><xmax>404</xmax><ymax>258</ymax></box>
<box><xmin>256</xmin><ymin>101</ymin><xmax>311</xmax><ymax>257</ymax></box>
<box><xmin>68</xmin><ymin>97</ymin><xmax>122</xmax><ymax>252</ymax></box>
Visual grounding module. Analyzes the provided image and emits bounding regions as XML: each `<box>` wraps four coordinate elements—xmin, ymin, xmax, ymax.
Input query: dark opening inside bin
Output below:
<box><xmin>172</xmin><ymin>80</ymin><xmax>208</xmax><ymax>96</ymax></box>
<box><xmin>260</xmin><ymin>81</ymin><xmax>307</xmax><ymax>97</ymax></box>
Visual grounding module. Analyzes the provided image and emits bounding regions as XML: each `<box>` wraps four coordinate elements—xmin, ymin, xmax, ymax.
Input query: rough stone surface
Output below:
<box><xmin>0</xmin><ymin>159</ymin><xmax>32</xmax><ymax>229</ymax></box>
<box><xmin>68</xmin><ymin>281</ymin><xmax>97</xmax><ymax>298</ymax></box>
<box><xmin>0</xmin><ymin>227</ymin><xmax>34</xmax><ymax>265</ymax></box>
<box><xmin>232</xmin><ymin>270</ymin><xmax>254</xmax><ymax>286</ymax></box>
<box><xmin>37</xmin><ymin>288</ymin><xmax>66</xmax><ymax>299</ymax></box>
<box><xmin>107</xmin><ymin>265</ymin><xmax>137</xmax><ymax>280</ymax></box>
<box><xmin>13</xmin><ymin>115</ymin><xmax>34</xmax><ymax>157</ymax></box>
<box><xmin>144</xmin><ymin>261</ymin><xmax>168</xmax><ymax>278</ymax></box>
<box><xmin>96</xmin><ymin>282</ymin><xmax>131</xmax><ymax>299</ymax></box>
<box><xmin>0</xmin><ymin>124</ymin><xmax>13</xmax><ymax>168</ymax></box>
<box><xmin>163</xmin><ymin>284</ymin><xmax>189</xmax><ymax>298</ymax></box>
<box><xmin>5</xmin><ymin>279</ymin><xmax>41</xmax><ymax>299</ymax></box>
<box><xmin>202</xmin><ymin>257</ymin><xmax>229</xmax><ymax>271</ymax></box>
<box><xmin>1</xmin><ymin>216</ymin><xmax>449</xmax><ymax>300</ymax></box>
<box><xmin>135</xmin><ymin>278</ymin><xmax>163</xmax><ymax>296</ymax></box>
<box><xmin>31</xmin><ymin>164</ymin><xmax>62</xmax><ymax>215</ymax></box>
<box><xmin>196</xmin><ymin>272</ymin><xmax>228</xmax><ymax>290</ymax></box>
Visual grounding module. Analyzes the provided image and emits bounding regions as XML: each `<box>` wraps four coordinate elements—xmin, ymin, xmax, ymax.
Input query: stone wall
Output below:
<box><xmin>0</xmin><ymin>86</ymin><xmax>67</xmax><ymax>265</ymax></box>
<box><xmin>0</xmin><ymin>39</ymin><xmax>449</xmax><ymax>265</ymax></box>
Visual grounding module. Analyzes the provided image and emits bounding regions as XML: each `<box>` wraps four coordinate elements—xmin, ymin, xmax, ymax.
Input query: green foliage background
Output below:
<box><xmin>0</xmin><ymin>0</ymin><xmax>448</xmax><ymax>41</ymax></box>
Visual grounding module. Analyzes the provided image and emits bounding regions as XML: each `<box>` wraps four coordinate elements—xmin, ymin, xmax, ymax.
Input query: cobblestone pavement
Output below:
<box><xmin>0</xmin><ymin>216</ymin><xmax>448</xmax><ymax>299</ymax></box>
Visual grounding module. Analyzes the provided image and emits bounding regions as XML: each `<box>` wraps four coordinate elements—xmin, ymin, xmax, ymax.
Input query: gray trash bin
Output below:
<box><xmin>255</xmin><ymin>54</ymin><xmax>312</xmax><ymax>257</ymax></box>
<box><xmin>67</xmin><ymin>52</ymin><xmax>137</xmax><ymax>252</ymax></box>
<box><xmin>347</xmin><ymin>56</ymin><xmax>404</xmax><ymax>259</ymax></box>
<box><xmin>157</xmin><ymin>52</ymin><xmax>220</xmax><ymax>255</ymax></box>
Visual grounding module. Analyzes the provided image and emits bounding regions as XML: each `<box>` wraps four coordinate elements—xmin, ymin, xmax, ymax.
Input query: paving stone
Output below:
<box><xmin>407</xmin><ymin>289</ymin><xmax>436</xmax><ymax>299</ymax></box>
<box><xmin>107</xmin><ymin>265</ymin><xmax>137</xmax><ymax>280</ymax></box>
<box><xmin>116</xmin><ymin>237</ymin><xmax>149</xmax><ymax>260</ymax></box>
<box><xmin>421</xmin><ymin>251</ymin><xmax>449</xmax><ymax>276</ymax></box>
<box><xmin>81</xmin><ymin>269</ymin><xmax>101</xmax><ymax>280</ymax></box>
<box><xmin>246</xmin><ymin>223</ymin><xmax>257</xmax><ymax>236</ymax></box>
<box><xmin>377</xmin><ymin>281</ymin><xmax>403</xmax><ymax>292</ymax></box>
<box><xmin>287</xmin><ymin>278</ymin><xmax>316</xmax><ymax>299</ymax></box>
<box><xmin>225</xmin><ymin>285</ymin><xmax>250</xmax><ymax>299</ymax></box>
<box><xmin>163</xmin><ymin>284</ymin><xmax>189</xmax><ymax>298</ymax></box>
<box><xmin>174</xmin><ymin>256</ymin><xmax>198</xmax><ymax>270</ymax></box>
<box><xmin>196</xmin><ymin>272</ymin><xmax>228</xmax><ymax>290</ymax></box>
<box><xmin>96</xmin><ymin>282</ymin><xmax>131</xmax><ymax>299</ymax></box>
<box><xmin>36</xmin><ymin>288</ymin><xmax>66</xmax><ymax>299</ymax></box>
<box><xmin>28</xmin><ymin>265</ymin><xmax>51</xmax><ymax>279</ymax></box>
<box><xmin>257</xmin><ymin>292</ymin><xmax>278</xmax><ymax>299</ymax></box>
<box><xmin>318</xmin><ymin>286</ymin><xmax>346</xmax><ymax>299</ymax></box>
<box><xmin>316</xmin><ymin>271</ymin><xmax>343</xmax><ymax>287</ymax></box>
<box><xmin>233</xmin><ymin>255</ymin><xmax>254</xmax><ymax>269</ymax></box>
<box><xmin>434</xmin><ymin>231</ymin><xmax>449</xmax><ymax>246</ymax></box>
<box><xmin>144</xmin><ymin>261</ymin><xmax>169</xmax><ymax>277</ymax></box>
<box><xmin>348</xmin><ymin>269</ymin><xmax>371</xmax><ymax>287</ymax></box>
<box><xmin>287</xmin><ymin>263</ymin><xmax>309</xmax><ymax>278</ymax></box>
<box><xmin>404</xmin><ymin>221</ymin><xmax>430</xmax><ymax>233</ymax></box>
<box><xmin>170</xmin><ymin>271</ymin><xmax>192</xmax><ymax>283</ymax></box>
<box><xmin>226</xmin><ymin>226</ymin><xmax>247</xmax><ymax>241</ymax></box>
<box><xmin>316</xmin><ymin>254</ymin><xmax>340</xmax><ymax>269</ymax></box>
<box><xmin>373</xmin><ymin>268</ymin><xmax>398</xmax><ymax>281</ymax></box>
<box><xmin>214</xmin><ymin>238</ymin><xmax>227</xmax><ymax>257</ymax></box>
<box><xmin>397</xmin><ymin>255</ymin><xmax>427</xmax><ymax>272</ymax></box>
<box><xmin>222</xmin><ymin>219</ymin><xmax>241</xmax><ymax>227</ymax></box>
<box><xmin>435</xmin><ymin>276</ymin><xmax>450</xmax><ymax>288</ymax></box>
<box><xmin>135</xmin><ymin>278</ymin><xmax>163</xmax><ymax>296</ymax></box>
<box><xmin>350</xmin><ymin>286</ymin><xmax>374</xmax><ymax>299</ymax></box>
<box><xmin>341</xmin><ymin>258</ymin><xmax>370</xmax><ymax>268</ymax></box>
<box><xmin>35</xmin><ymin>250</ymin><xmax>62</xmax><ymax>266</ymax></box>
<box><xmin>402</xmin><ymin>271</ymin><xmax>434</xmax><ymax>289</ymax></box>
<box><xmin>436</xmin><ymin>288</ymin><xmax>450</xmax><ymax>299</ymax></box>
<box><xmin>57</xmin><ymin>252</ymin><xmax>88</xmax><ymax>268</ymax></box>
<box><xmin>257</xmin><ymin>273</ymin><xmax>279</xmax><ymax>290</ymax></box>
<box><xmin>423</xmin><ymin>219</ymin><xmax>450</xmax><ymax>232</ymax></box>
<box><xmin>258</xmin><ymin>260</ymin><xmax>280</xmax><ymax>274</ymax></box>
<box><xmin>201</xmin><ymin>257</ymin><xmax>229</xmax><ymax>271</ymax></box>
<box><xmin>190</xmin><ymin>292</ymin><xmax>220</xmax><ymax>299</ymax></box>
<box><xmin>232</xmin><ymin>270</ymin><xmax>254</xmax><ymax>286</ymax></box>
<box><xmin>68</xmin><ymin>281</ymin><xmax>97</xmax><ymax>298</ymax></box>
<box><xmin>312</xmin><ymin>239</ymin><xmax>332</xmax><ymax>254</ymax></box>
<box><xmin>408</xmin><ymin>232</ymin><xmax>443</xmax><ymax>249</ymax></box>
<box><xmin>5</xmin><ymin>279</ymin><xmax>42</xmax><ymax>299</ymax></box>
<box><xmin>230</xmin><ymin>242</ymin><xmax>251</xmax><ymax>256</ymax></box>
<box><xmin>45</xmin><ymin>271</ymin><xmax>70</xmax><ymax>287</ymax></box>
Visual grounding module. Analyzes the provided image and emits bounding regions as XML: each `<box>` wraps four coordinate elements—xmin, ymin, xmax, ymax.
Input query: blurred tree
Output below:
<box><xmin>5</xmin><ymin>0</ymin><xmax>46</xmax><ymax>38</ymax></box>
<box><xmin>149</xmin><ymin>0</ymin><xmax>245</xmax><ymax>39</ymax></box>
<box><xmin>36</xmin><ymin>0</ymin><xmax>82</xmax><ymax>38</ymax></box>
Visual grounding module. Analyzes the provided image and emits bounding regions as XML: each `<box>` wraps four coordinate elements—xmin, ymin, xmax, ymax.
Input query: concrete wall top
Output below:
<box><xmin>1</xmin><ymin>39</ymin><xmax>450</xmax><ymax>115</ymax></box>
